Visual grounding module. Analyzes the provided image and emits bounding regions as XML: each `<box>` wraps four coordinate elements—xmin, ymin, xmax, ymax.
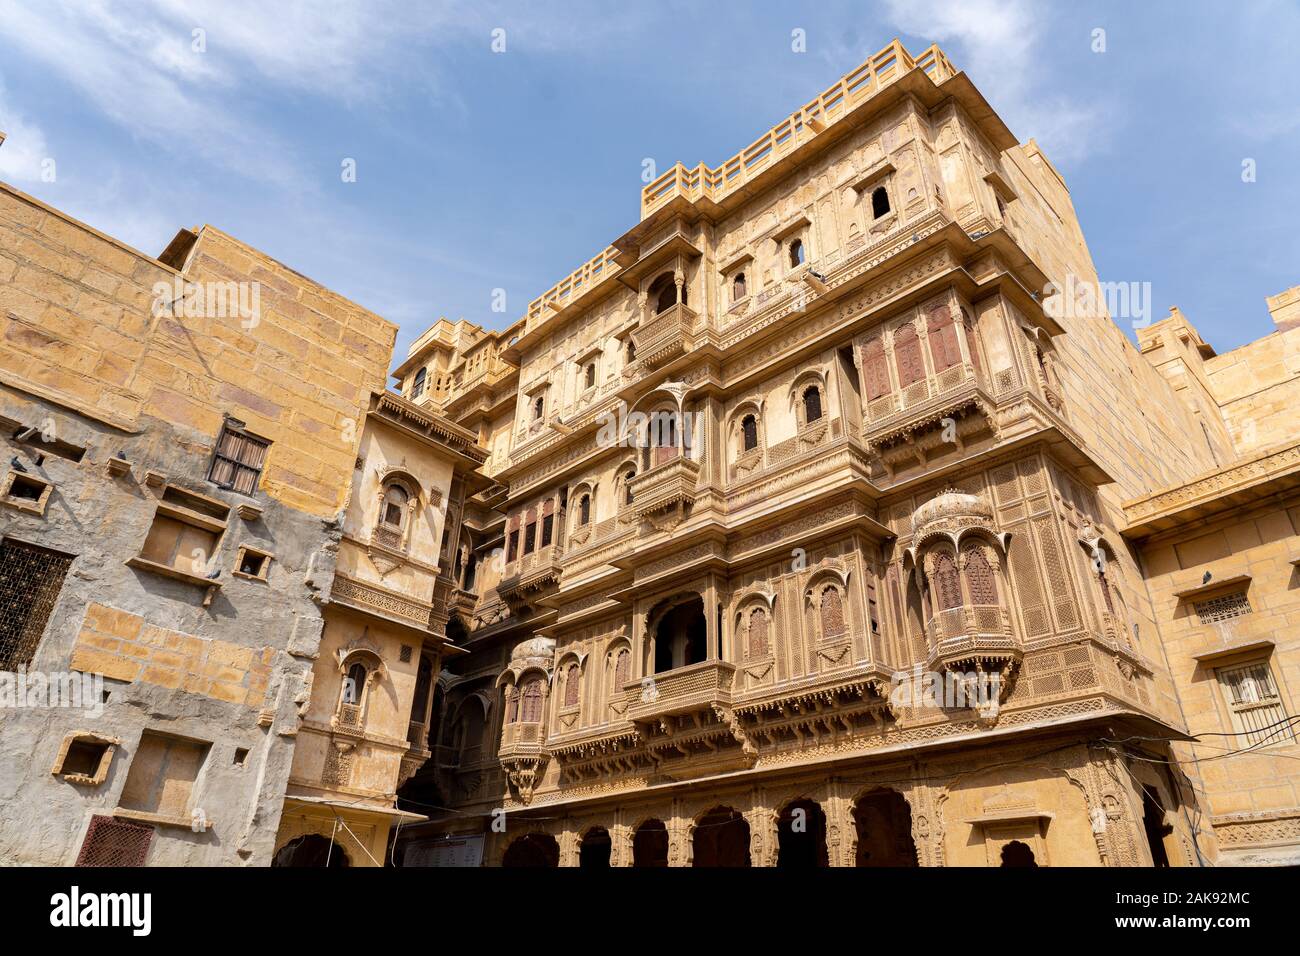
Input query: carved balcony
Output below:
<box><xmin>630</xmin><ymin>303</ymin><xmax>699</xmax><ymax>370</ymax></box>
<box><xmin>624</xmin><ymin>660</ymin><xmax>753</xmax><ymax>774</ymax></box>
<box><xmin>863</xmin><ymin>363</ymin><xmax>996</xmax><ymax>458</ymax></box>
<box><xmin>498</xmin><ymin>720</ymin><xmax>548</xmax><ymax>804</ymax></box>
<box><xmin>925</xmin><ymin>604</ymin><xmax>1021</xmax><ymax>677</ymax></box>
<box><xmin>626</xmin><ymin>659</ymin><xmax>736</xmax><ymax>723</ymax></box>
<box><xmin>627</xmin><ymin>454</ymin><xmax>701</xmax><ymax>520</ymax></box>
<box><xmin>498</xmin><ymin>543</ymin><xmax>562</xmax><ymax>602</ymax></box>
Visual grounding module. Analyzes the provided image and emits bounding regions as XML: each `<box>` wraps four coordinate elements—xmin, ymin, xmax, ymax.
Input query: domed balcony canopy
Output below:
<box><xmin>497</xmin><ymin>635</ymin><xmax>557</xmax><ymax>688</ymax></box>
<box><xmin>904</xmin><ymin>488</ymin><xmax>1009</xmax><ymax>568</ymax></box>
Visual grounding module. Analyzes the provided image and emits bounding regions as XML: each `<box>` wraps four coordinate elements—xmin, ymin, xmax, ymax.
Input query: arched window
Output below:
<box><xmin>871</xmin><ymin>186</ymin><xmax>891</xmax><ymax>219</ymax></box>
<box><xmin>927</xmin><ymin>305</ymin><xmax>961</xmax><ymax>373</ymax></box>
<box><xmin>533</xmin><ymin>395</ymin><xmax>545</xmax><ymax>421</ymax></box>
<box><xmin>342</xmin><ymin>662</ymin><xmax>367</xmax><ymax>706</ymax></box>
<box><xmin>563</xmin><ymin>662</ymin><xmax>580</xmax><ymax>708</ymax></box>
<box><xmin>626</xmin><ymin>339</ymin><xmax>637</xmax><ymax>362</ymax></box>
<box><xmin>747</xmin><ymin>607</ymin><xmax>769</xmax><ymax>658</ymax></box>
<box><xmin>802</xmin><ymin>386</ymin><xmax>823</xmax><ymax>424</ymax></box>
<box><xmin>789</xmin><ymin>238</ymin><xmax>805</xmax><ymax>268</ymax></box>
<box><xmin>613</xmin><ymin>647</ymin><xmax>630</xmax><ymax>691</ymax></box>
<box><xmin>578</xmin><ymin>493</ymin><xmax>591</xmax><ymax>525</ymax></box>
<box><xmin>932</xmin><ymin>551</ymin><xmax>962</xmax><ymax>610</ymax></box>
<box><xmin>741</xmin><ymin>414</ymin><xmax>758</xmax><ymax>452</ymax></box>
<box><xmin>819</xmin><ymin>586</ymin><xmax>846</xmax><ymax>640</ymax></box>
<box><xmin>649</xmin><ymin>273</ymin><xmax>679</xmax><ymax>314</ymax></box>
<box><xmin>623</xmin><ymin>468</ymin><xmax>636</xmax><ymax>505</ymax></box>
<box><xmin>732</xmin><ymin>271</ymin><xmax>747</xmax><ymax>301</ymax></box>
<box><xmin>861</xmin><ymin>335</ymin><xmax>890</xmax><ymax>401</ymax></box>
<box><xmin>412</xmin><ymin>367</ymin><xmax>427</xmax><ymax>398</ymax></box>
<box><xmin>381</xmin><ymin>483</ymin><xmax>408</xmax><ymax>529</ymax></box>
<box><xmin>519</xmin><ymin>679</ymin><xmax>544</xmax><ymax>723</ymax></box>
<box><xmin>963</xmin><ymin>545</ymin><xmax>998</xmax><ymax>604</ymax></box>
<box><xmin>505</xmin><ymin>686</ymin><xmax>518</xmax><ymax>723</ymax></box>
<box><xmin>893</xmin><ymin>322</ymin><xmax>925</xmax><ymax>388</ymax></box>
<box><xmin>584</xmin><ymin>362</ymin><xmax>596</xmax><ymax>389</ymax></box>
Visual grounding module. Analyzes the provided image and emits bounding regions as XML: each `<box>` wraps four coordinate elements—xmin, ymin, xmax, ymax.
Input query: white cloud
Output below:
<box><xmin>0</xmin><ymin>84</ymin><xmax>51</xmax><ymax>184</ymax></box>
<box><xmin>880</xmin><ymin>0</ymin><xmax>1105</xmax><ymax>164</ymax></box>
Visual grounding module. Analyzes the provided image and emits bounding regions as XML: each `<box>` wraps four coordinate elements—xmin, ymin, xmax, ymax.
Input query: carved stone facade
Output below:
<box><xmin>390</xmin><ymin>40</ymin><xmax>1300</xmax><ymax>868</ymax></box>
<box><xmin>4</xmin><ymin>36</ymin><xmax>1297</xmax><ymax>870</ymax></box>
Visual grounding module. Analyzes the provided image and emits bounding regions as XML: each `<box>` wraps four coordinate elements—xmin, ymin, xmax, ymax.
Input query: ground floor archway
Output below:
<box><xmin>854</xmin><ymin>789</ymin><xmax>918</xmax><ymax>867</ymax></box>
<box><xmin>777</xmin><ymin>798</ymin><xmax>828</xmax><ymax>867</ymax></box>
<box><xmin>502</xmin><ymin>833</ymin><xmax>559</xmax><ymax>867</ymax></box>
<box><xmin>693</xmin><ymin>806</ymin><xmax>750</xmax><ymax>867</ymax></box>
<box><xmin>272</xmin><ymin>834</ymin><xmax>349</xmax><ymax>867</ymax></box>
<box><xmin>633</xmin><ymin>819</ymin><xmax>669</xmax><ymax>867</ymax></box>
<box><xmin>580</xmin><ymin>826</ymin><xmax>611</xmax><ymax>867</ymax></box>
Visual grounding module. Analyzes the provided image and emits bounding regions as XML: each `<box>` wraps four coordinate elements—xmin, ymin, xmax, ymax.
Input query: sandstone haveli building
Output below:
<box><xmin>1</xmin><ymin>38</ymin><xmax>1297</xmax><ymax>867</ymax></box>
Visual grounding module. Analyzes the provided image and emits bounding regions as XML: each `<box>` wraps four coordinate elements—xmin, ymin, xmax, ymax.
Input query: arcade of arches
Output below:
<box><xmin>500</xmin><ymin>789</ymin><xmax>926</xmax><ymax>867</ymax></box>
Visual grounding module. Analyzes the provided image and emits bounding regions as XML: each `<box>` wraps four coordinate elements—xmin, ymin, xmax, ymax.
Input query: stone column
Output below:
<box><xmin>558</xmin><ymin>828</ymin><xmax>580</xmax><ymax>867</ymax></box>
<box><xmin>668</xmin><ymin>819</ymin><xmax>691</xmax><ymax>867</ymax></box>
<box><xmin>610</xmin><ymin>823</ymin><xmax>633</xmax><ymax>867</ymax></box>
<box><xmin>746</xmin><ymin>806</ymin><xmax>778</xmax><ymax>867</ymax></box>
<box><xmin>824</xmin><ymin>783</ymin><xmax>855</xmax><ymax>867</ymax></box>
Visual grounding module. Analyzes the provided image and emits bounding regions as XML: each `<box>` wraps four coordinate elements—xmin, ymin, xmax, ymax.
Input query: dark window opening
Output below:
<box><xmin>541</xmin><ymin>514</ymin><xmax>554</xmax><ymax>548</ymax></box>
<box><xmin>1000</xmin><ymin>840</ymin><xmax>1038</xmax><ymax>867</ymax></box>
<box><xmin>532</xmin><ymin>395</ymin><xmax>544</xmax><ymax>421</ymax></box>
<box><xmin>506</xmin><ymin>530</ymin><xmax>519</xmax><ymax>563</ymax></box>
<box><xmin>652</xmin><ymin>596</ymin><xmax>707</xmax><ymax>673</ymax></box>
<box><xmin>803</xmin><ymin>386</ymin><xmax>823</xmax><ymax>423</ymax></box>
<box><xmin>62</xmin><ymin>739</ymin><xmax>110</xmax><ymax>778</ymax></box>
<box><xmin>238</xmin><ymin>551</ymin><xmax>267</xmax><ymax>577</ymax></box>
<box><xmin>523</xmin><ymin>522</ymin><xmax>536</xmax><ymax>554</ymax></box>
<box><xmin>233</xmin><ymin>747</ymin><xmax>250</xmax><ymax>766</ymax></box>
<box><xmin>789</xmin><ymin>238</ymin><xmax>805</xmax><ymax>268</ymax></box>
<box><xmin>579</xmin><ymin>494</ymin><xmax>591</xmax><ymax>525</ymax></box>
<box><xmin>871</xmin><ymin>185</ymin><xmax>891</xmax><ymax>219</ymax></box>
<box><xmin>732</xmin><ymin>271</ymin><xmax>747</xmax><ymax>301</ymax></box>
<box><xmin>584</xmin><ymin>363</ymin><xmax>596</xmax><ymax>389</ymax></box>
<box><xmin>741</xmin><ymin>414</ymin><xmax>758</xmax><ymax>452</ymax></box>
<box><xmin>412</xmin><ymin>367</ymin><xmax>427</xmax><ymax>398</ymax></box>
<box><xmin>7</xmin><ymin>474</ymin><xmax>45</xmax><ymax>501</ymax></box>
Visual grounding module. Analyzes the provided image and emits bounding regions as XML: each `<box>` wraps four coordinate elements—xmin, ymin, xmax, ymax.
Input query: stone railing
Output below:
<box><xmin>641</xmin><ymin>40</ymin><xmax>955</xmax><ymax>217</ymax></box>
<box><xmin>499</xmin><ymin>543</ymin><xmax>562</xmax><ymax>599</ymax></box>
<box><xmin>631</xmin><ymin>302</ymin><xmax>699</xmax><ymax>370</ymax></box>
<box><xmin>628</xmin><ymin>455</ymin><xmax>701</xmax><ymax>518</ymax></box>
<box><xmin>925</xmin><ymin>604</ymin><xmax>1020</xmax><ymax>673</ymax></box>
<box><xmin>330</xmin><ymin>572</ymin><xmax>433</xmax><ymax>631</ymax></box>
<box><xmin>525</xmin><ymin>245</ymin><xmax>623</xmax><ymax>328</ymax></box>
<box><xmin>626</xmin><ymin>660</ymin><xmax>736</xmax><ymax>722</ymax></box>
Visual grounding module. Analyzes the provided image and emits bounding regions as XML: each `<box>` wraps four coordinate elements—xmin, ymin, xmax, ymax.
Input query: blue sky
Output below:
<box><xmin>1</xmin><ymin>0</ymin><xmax>1297</xmax><ymax>369</ymax></box>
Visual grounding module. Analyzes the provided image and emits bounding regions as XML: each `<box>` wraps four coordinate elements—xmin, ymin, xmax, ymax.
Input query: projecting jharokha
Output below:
<box><xmin>1</xmin><ymin>39</ymin><xmax>1299</xmax><ymax>868</ymax></box>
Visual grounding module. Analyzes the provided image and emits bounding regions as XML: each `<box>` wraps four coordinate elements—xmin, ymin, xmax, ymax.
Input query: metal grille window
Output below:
<box><xmin>1217</xmin><ymin>661</ymin><xmax>1294</xmax><ymax>746</ymax></box>
<box><xmin>0</xmin><ymin>538</ymin><xmax>73</xmax><ymax>671</ymax></box>
<box><xmin>1194</xmin><ymin>590</ymin><xmax>1252</xmax><ymax>625</ymax></box>
<box><xmin>75</xmin><ymin>815</ymin><xmax>154</xmax><ymax>867</ymax></box>
<box><xmin>207</xmin><ymin>419</ymin><xmax>270</xmax><ymax>495</ymax></box>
